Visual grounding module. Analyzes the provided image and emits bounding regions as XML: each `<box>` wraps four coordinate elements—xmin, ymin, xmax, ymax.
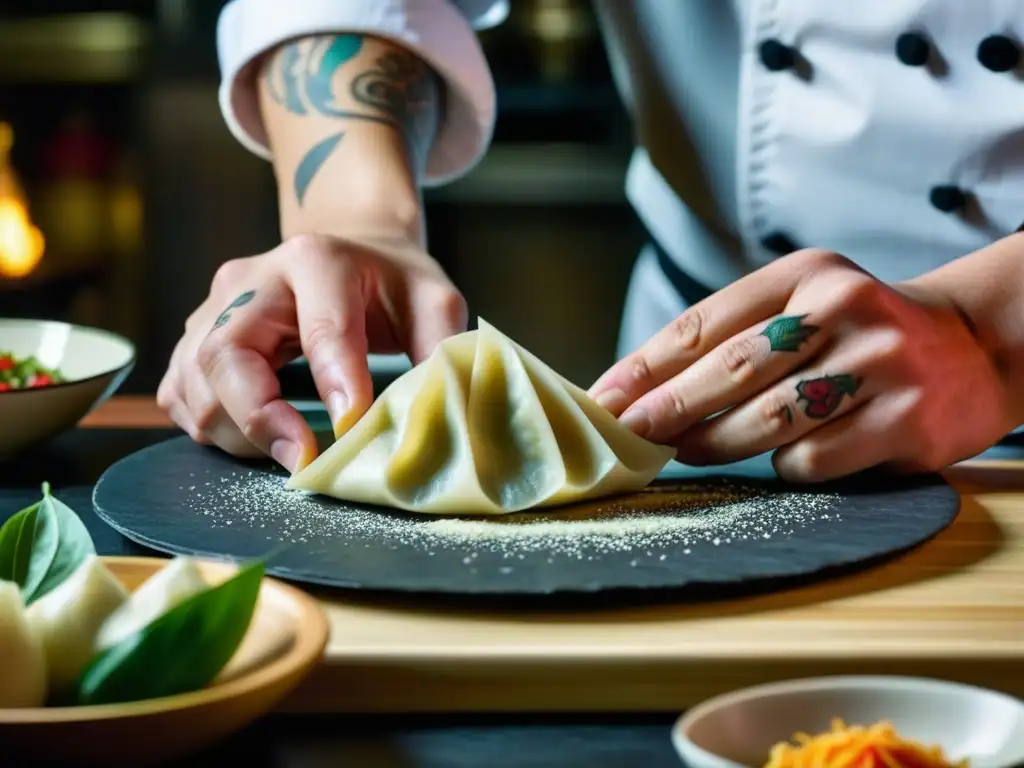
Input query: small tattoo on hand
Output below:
<box><xmin>761</xmin><ymin>315</ymin><xmax>819</xmax><ymax>352</ymax></box>
<box><xmin>795</xmin><ymin>374</ymin><xmax>863</xmax><ymax>419</ymax></box>
<box><xmin>212</xmin><ymin>290</ymin><xmax>256</xmax><ymax>330</ymax></box>
<box><xmin>783</xmin><ymin>404</ymin><xmax>794</xmax><ymax>425</ymax></box>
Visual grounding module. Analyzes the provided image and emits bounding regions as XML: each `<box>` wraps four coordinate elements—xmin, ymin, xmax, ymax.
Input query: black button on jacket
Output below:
<box><xmin>977</xmin><ymin>34</ymin><xmax>1020</xmax><ymax>72</ymax></box>
<box><xmin>895</xmin><ymin>32</ymin><xmax>930</xmax><ymax>66</ymax></box>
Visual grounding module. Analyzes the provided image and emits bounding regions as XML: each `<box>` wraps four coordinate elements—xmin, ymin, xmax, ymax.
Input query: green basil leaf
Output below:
<box><xmin>0</xmin><ymin>501</ymin><xmax>41</xmax><ymax>584</ymax></box>
<box><xmin>0</xmin><ymin>483</ymin><xmax>96</xmax><ymax>604</ymax></box>
<box><xmin>19</xmin><ymin>500</ymin><xmax>59</xmax><ymax>601</ymax></box>
<box><xmin>75</xmin><ymin>560</ymin><xmax>265</xmax><ymax>706</ymax></box>
<box><xmin>22</xmin><ymin>483</ymin><xmax>96</xmax><ymax>605</ymax></box>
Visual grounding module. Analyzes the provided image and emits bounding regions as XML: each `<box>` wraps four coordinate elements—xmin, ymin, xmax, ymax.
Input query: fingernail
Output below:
<box><xmin>270</xmin><ymin>439</ymin><xmax>300</xmax><ymax>472</ymax></box>
<box><xmin>594</xmin><ymin>388</ymin><xmax>629</xmax><ymax>415</ymax></box>
<box><xmin>295</xmin><ymin>443</ymin><xmax>317</xmax><ymax>472</ymax></box>
<box><xmin>326</xmin><ymin>389</ymin><xmax>349</xmax><ymax>431</ymax></box>
<box><xmin>619</xmin><ymin>408</ymin><xmax>651</xmax><ymax>438</ymax></box>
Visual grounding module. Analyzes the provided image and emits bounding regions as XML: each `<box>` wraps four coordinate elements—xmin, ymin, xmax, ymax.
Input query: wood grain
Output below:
<box><xmin>81</xmin><ymin>399</ymin><xmax>1024</xmax><ymax>713</ymax></box>
<box><xmin>80</xmin><ymin>396</ymin><xmax>172</xmax><ymax>429</ymax></box>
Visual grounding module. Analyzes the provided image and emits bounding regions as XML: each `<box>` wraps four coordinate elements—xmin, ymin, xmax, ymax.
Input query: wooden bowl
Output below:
<box><xmin>0</xmin><ymin>556</ymin><xmax>330</xmax><ymax>765</ymax></box>
<box><xmin>0</xmin><ymin>318</ymin><xmax>135</xmax><ymax>458</ymax></box>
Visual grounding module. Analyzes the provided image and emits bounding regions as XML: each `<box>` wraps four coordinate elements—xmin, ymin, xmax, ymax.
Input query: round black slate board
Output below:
<box><xmin>92</xmin><ymin>436</ymin><xmax>960</xmax><ymax>597</ymax></box>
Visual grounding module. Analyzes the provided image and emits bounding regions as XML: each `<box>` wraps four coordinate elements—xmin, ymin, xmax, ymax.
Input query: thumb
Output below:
<box><xmin>404</xmin><ymin>276</ymin><xmax>469</xmax><ymax>364</ymax></box>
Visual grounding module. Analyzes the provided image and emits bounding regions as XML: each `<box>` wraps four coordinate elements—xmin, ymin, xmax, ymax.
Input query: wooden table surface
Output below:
<box><xmin>80</xmin><ymin>397</ymin><xmax>1024</xmax><ymax>714</ymax></box>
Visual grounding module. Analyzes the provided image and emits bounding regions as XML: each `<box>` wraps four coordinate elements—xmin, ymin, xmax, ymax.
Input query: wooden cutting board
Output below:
<box><xmin>277</xmin><ymin>461</ymin><xmax>1023</xmax><ymax>713</ymax></box>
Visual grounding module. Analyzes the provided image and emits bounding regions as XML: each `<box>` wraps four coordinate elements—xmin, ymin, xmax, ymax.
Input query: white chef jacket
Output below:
<box><xmin>216</xmin><ymin>0</ymin><xmax>1024</xmax><ymax>358</ymax></box>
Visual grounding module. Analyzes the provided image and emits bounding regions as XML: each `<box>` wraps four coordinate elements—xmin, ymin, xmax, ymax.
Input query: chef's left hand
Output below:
<box><xmin>588</xmin><ymin>248</ymin><xmax>1017</xmax><ymax>482</ymax></box>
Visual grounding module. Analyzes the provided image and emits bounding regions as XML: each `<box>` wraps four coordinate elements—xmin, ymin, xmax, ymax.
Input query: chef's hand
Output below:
<box><xmin>589</xmin><ymin>248</ymin><xmax>1016</xmax><ymax>482</ymax></box>
<box><xmin>159</xmin><ymin>32</ymin><xmax>462</xmax><ymax>472</ymax></box>
<box><xmin>156</xmin><ymin>233</ymin><xmax>466</xmax><ymax>472</ymax></box>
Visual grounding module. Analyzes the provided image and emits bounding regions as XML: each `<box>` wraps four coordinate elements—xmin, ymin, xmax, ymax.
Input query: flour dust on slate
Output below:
<box><xmin>180</xmin><ymin>469</ymin><xmax>842</xmax><ymax>565</ymax></box>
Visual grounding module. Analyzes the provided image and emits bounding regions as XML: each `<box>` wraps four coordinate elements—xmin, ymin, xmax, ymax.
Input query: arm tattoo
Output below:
<box><xmin>761</xmin><ymin>315</ymin><xmax>819</xmax><ymax>352</ymax></box>
<box><xmin>794</xmin><ymin>374</ymin><xmax>863</xmax><ymax>419</ymax></box>
<box><xmin>294</xmin><ymin>133</ymin><xmax>346</xmax><ymax>205</ymax></box>
<box><xmin>212</xmin><ymin>290</ymin><xmax>256</xmax><ymax>331</ymax></box>
<box><xmin>263</xmin><ymin>34</ymin><xmax>439</xmax><ymax>206</ymax></box>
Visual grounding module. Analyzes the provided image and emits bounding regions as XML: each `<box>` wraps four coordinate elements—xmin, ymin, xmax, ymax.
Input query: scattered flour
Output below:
<box><xmin>180</xmin><ymin>468</ymin><xmax>842</xmax><ymax>563</ymax></box>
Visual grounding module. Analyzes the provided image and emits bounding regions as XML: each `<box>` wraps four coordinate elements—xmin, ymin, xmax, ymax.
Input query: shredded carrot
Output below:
<box><xmin>763</xmin><ymin>719</ymin><xmax>969</xmax><ymax>768</ymax></box>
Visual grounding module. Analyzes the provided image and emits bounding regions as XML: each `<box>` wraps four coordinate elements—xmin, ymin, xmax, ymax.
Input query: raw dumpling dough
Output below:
<box><xmin>94</xmin><ymin>556</ymin><xmax>209</xmax><ymax>652</ymax></box>
<box><xmin>288</xmin><ymin>319</ymin><xmax>676</xmax><ymax>514</ymax></box>
<box><xmin>25</xmin><ymin>556</ymin><xmax>128</xmax><ymax>698</ymax></box>
<box><xmin>0</xmin><ymin>580</ymin><xmax>47</xmax><ymax>708</ymax></box>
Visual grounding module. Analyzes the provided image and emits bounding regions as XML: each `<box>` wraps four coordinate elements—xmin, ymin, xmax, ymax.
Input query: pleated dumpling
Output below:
<box><xmin>286</xmin><ymin>319</ymin><xmax>676</xmax><ymax>515</ymax></box>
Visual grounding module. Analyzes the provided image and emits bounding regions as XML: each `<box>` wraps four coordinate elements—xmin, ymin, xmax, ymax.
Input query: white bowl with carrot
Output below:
<box><xmin>673</xmin><ymin>676</ymin><xmax>1024</xmax><ymax>768</ymax></box>
<box><xmin>0</xmin><ymin>318</ymin><xmax>135</xmax><ymax>457</ymax></box>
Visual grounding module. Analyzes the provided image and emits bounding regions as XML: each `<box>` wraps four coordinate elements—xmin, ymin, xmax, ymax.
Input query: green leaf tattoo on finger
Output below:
<box><xmin>212</xmin><ymin>290</ymin><xmax>256</xmax><ymax>331</ymax></box>
<box><xmin>761</xmin><ymin>315</ymin><xmax>819</xmax><ymax>352</ymax></box>
<box><xmin>794</xmin><ymin>374</ymin><xmax>863</xmax><ymax>419</ymax></box>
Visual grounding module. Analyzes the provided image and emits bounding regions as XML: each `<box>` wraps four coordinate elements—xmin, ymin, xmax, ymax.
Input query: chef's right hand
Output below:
<box><xmin>156</xmin><ymin>232</ymin><xmax>467</xmax><ymax>473</ymax></box>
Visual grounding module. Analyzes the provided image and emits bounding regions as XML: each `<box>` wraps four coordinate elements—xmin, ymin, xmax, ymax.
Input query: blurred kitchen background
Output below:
<box><xmin>0</xmin><ymin>0</ymin><xmax>644</xmax><ymax>395</ymax></box>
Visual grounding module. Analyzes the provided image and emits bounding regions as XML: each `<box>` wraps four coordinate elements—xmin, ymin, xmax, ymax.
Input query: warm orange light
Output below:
<box><xmin>0</xmin><ymin>198</ymin><xmax>45</xmax><ymax>278</ymax></box>
<box><xmin>0</xmin><ymin>122</ymin><xmax>45</xmax><ymax>279</ymax></box>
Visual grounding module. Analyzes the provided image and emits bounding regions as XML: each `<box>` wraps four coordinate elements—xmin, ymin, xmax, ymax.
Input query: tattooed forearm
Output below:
<box><xmin>794</xmin><ymin>374</ymin><xmax>862</xmax><ymax>419</ymax></box>
<box><xmin>212</xmin><ymin>290</ymin><xmax>256</xmax><ymax>331</ymax></box>
<box><xmin>262</xmin><ymin>34</ymin><xmax>440</xmax><ymax>206</ymax></box>
<box><xmin>761</xmin><ymin>315</ymin><xmax>819</xmax><ymax>352</ymax></box>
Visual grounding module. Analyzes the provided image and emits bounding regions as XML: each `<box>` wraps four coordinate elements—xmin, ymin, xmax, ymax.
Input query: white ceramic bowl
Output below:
<box><xmin>0</xmin><ymin>318</ymin><xmax>135</xmax><ymax>458</ymax></box>
<box><xmin>673</xmin><ymin>676</ymin><xmax>1024</xmax><ymax>768</ymax></box>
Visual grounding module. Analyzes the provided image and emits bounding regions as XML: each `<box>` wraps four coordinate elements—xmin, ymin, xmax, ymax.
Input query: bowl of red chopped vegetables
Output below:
<box><xmin>0</xmin><ymin>318</ymin><xmax>134</xmax><ymax>457</ymax></box>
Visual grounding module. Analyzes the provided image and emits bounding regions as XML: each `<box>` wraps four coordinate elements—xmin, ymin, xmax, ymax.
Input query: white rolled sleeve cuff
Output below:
<box><xmin>216</xmin><ymin>0</ymin><xmax>507</xmax><ymax>186</ymax></box>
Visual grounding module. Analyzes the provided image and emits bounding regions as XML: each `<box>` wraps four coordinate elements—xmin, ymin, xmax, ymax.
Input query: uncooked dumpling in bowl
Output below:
<box><xmin>286</xmin><ymin>319</ymin><xmax>676</xmax><ymax>515</ymax></box>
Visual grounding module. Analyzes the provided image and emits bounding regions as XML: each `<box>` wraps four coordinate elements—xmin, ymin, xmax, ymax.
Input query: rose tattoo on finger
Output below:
<box><xmin>795</xmin><ymin>374</ymin><xmax>863</xmax><ymax>419</ymax></box>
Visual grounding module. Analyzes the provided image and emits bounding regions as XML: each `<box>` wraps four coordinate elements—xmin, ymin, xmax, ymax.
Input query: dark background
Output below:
<box><xmin>0</xmin><ymin>0</ymin><xmax>644</xmax><ymax>393</ymax></box>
